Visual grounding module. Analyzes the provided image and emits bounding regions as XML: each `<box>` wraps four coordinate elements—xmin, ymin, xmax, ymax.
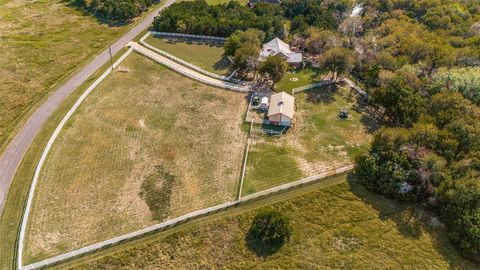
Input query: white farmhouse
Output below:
<box><xmin>259</xmin><ymin>38</ymin><xmax>303</xmax><ymax>65</ymax></box>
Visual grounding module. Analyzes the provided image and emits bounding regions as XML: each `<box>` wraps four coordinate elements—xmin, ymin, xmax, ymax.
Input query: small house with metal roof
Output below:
<box><xmin>267</xmin><ymin>92</ymin><xmax>295</xmax><ymax>126</ymax></box>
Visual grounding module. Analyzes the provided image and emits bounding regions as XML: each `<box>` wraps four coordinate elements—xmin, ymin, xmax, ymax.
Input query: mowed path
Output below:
<box><xmin>128</xmin><ymin>42</ymin><xmax>251</xmax><ymax>92</ymax></box>
<box><xmin>0</xmin><ymin>0</ymin><xmax>176</xmax><ymax>213</ymax></box>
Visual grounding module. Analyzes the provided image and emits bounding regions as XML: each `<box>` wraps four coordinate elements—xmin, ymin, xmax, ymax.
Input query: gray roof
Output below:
<box><xmin>260</xmin><ymin>38</ymin><xmax>303</xmax><ymax>63</ymax></box>
<box><xmin>268</xmin><ymin>92</ymin><xmax>295</xmax><ymax>119</ymax></box>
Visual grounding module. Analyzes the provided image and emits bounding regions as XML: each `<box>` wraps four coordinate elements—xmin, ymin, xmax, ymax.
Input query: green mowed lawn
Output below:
<box><xmin>275</xmin><ymin>67</ymin><xmax>328</xmax><ymax>92</ymax></box>
<box><xmin>60</xmin><ymin>176</ymin><xmax>477</xmax><ymax>270</ymax></box>
<box><xmin>242</xmin><ymin>143</ymin><xmax>303</xmax><ymax>195</ymax></box>
<box><xmin>144</xmin><ymin>35</ymin><xmax>233</xmax><ymax>75</ymax></box>
<box><xmin>297</xmin><ymin>85</ymin><xmax>374</xmax><ymax>162</ymax></box>
<box><xmin>0</xmin><ymin>0</ymin><xmax>134</xmax><ymax>152</ymax></box>
<box><xmin>23</xmin><ymin>52</ymin><xmax>247</xmax><ymax>264</ymax></box>
<box><xmin>243</xmin><ymin>85</ymin><xmax>374</xmax><ymax>195</ymax></box>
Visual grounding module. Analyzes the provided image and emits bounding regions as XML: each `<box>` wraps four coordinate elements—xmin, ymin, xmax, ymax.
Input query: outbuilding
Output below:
<box><xmin>267</xmin><ymin>92</ymin><xmax>295</xmax><ymax>126</ymax></box>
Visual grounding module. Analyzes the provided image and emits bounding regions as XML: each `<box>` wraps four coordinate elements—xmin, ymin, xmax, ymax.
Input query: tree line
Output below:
<box><xmin>71</xmin><ymin>0</ymin><xmax>158</xmax><ymax>21</ymax></box>
<box><xmin>352</xmin><ymin>0</ymin><xmax>480</xmax><ymax>262</ymax></box>
<box><xmin>152</xmin><ymin>0</ymin><xmax>353</xmax><ymax>40</ymax></box>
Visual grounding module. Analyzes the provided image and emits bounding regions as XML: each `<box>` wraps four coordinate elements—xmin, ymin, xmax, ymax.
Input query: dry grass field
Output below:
<box><xmin>60</xmin><ymin>177</ymin><xmax>478</xmax><ymax>270</ymax></box>
<box><xmin>0</xmin><ymin>0</ymin><xmax>132</xmax><ymax>152</ymax></box>
<box><xmin>243</xmin><ymin>85</ymin><xmax>375</xmax><ymax>195</ymax></box>
<box><xmin>23</xmin><ymin>52</ymin><xmax>248</xmax><ymax>263</ymax></box>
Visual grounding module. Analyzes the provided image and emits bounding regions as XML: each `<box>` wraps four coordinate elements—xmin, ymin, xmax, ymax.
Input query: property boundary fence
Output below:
<box><xmin>291</xmin><ymin>80</ymin><xmax>336</xmax><ymax>94</ymax></box>
<box><xmin>17</xmin><ymin>49</ymin><xmax>134</xmax><ymax>270</ymax></box>
<box><xmin>22</xmin><ymin>164</ymin><xmax>353</xmax><ymax>270</ymax></box>
<box><xmin>140</xmin><ymin>32</ymin><xmax>228</xmax><ymax>81</ymax></box>
<box><xmin>128</xmin><ymin>42</ymin><xmax>251</xmax><ymax>92</ymax></box>
<box><xmin>291</xmin><ymin>79</ymin><xmax>369</xmax><ymax>98</ymax></box>
<box><xmin>129</xmin><ymin>42</ymin><xmax>250</xmax><ymax>92</ymax></box>
<box><xmin>149</xmin><ymin>31</ymin><xmax>227</xmax><ymax>42</ymax></box>
<box><xmin>141</xmin><ymin>31</ymin><xmax>241</xmax><ymax>83</ymax></box>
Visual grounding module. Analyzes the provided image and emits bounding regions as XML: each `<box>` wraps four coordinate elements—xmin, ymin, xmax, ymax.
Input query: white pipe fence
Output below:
<box><xmin>150</xmin><ymin>31</ymin><xmax>227</xmax><ymax>42</ymax></box>
<box><xmin>129</xmin><ymin>42</ymin><xmax>250</xmax><ymax>93</ymax></box>
<box><xmin>292</xmin><ymin>80</ymin><xmax>336</xmax><ymax>94</ymax></box>
<box><xmin>22</xmin><ymin>164</ymin><xmax>353</xmax><ymax>270</ymax></box>
<box><xmin>17</xmin><ymin>49</ymin><xmax>134</xmax><ymax>270</ymax></box>
<box><xmin>141</xmin><ymin>31</ymin><xmax>242</xmax><ymax>84</ymax></box>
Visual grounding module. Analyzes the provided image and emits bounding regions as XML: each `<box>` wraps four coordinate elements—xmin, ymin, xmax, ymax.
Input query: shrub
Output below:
<box><xmin>247</xmin><ymin>210</ymin><xmax>291</xmax><ymax>256</ymax></box>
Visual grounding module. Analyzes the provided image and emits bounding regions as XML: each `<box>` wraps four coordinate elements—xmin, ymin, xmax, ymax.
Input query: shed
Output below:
<box><xmin>268</xmin><ymin>92</ymin><xmax>295</xmax><ymax>126</ymax></box>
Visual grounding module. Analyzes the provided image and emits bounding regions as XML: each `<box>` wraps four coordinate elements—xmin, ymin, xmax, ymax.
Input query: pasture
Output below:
<box><xmin>23</xmin><ymin>52</ymin><xmax>248</xmax><ymax>263</ymax></box>
<box><xmin>57</xmin><ymin>176</ymin><xmax>477</xmax><ymax>270</ymax></box>
<box><xmin>0</xmin><ymin>0</ymin><xmax>131</xmax><ymax>152</ymax></box>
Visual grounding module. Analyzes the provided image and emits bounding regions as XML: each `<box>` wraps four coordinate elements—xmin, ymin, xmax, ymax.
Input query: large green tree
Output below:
<box><xmin>371</xmin><ymin>76</ymin><xmax>425</xmax><ymax>127</ymax></box>
<box><xmin>318</xmin><ymin>47</ymin><xmax>355</xmax><ymax>80</ymax></box>
<box><xmin>258</xmin><ymin>55</ymin><xmax>288</xmax><ymax>83</ymax></box>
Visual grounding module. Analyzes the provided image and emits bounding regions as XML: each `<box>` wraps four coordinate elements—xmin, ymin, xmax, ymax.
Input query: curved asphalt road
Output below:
<box><xmin>0</xmin><ymin>0</ymin><xmax>175</xmax><ymax>213</ymax></box>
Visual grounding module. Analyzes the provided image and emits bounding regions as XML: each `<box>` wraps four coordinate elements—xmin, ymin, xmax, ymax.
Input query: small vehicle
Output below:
<box><xmin>339</xmin><ymin>109</ymin><xmax>349</xmax><ymax>119</ymax></box>
<box><xmin>258</xmin><ymin>97</ymin><xmax>269</xmax><ymax>111</ymax></box>
<box><xmin>252</xmin><ymin>96</ymin><xmax>261</xmax><ymax>106</ymax></box>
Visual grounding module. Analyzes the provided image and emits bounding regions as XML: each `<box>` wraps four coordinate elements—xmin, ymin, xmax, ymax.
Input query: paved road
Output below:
<box><xmin>0</xmin><ymin>0</ymin><xmax>176</xmax><ymax>213</ymax></box>
<box><xmin>129</xmin><ymin>42</ymin><xmax>251</xmax><ymax>92</ymax></box>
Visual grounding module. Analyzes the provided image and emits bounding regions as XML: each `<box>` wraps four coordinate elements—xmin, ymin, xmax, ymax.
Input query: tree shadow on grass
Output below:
<box><xmin>245</xmin><ymin>229</ymin><xmax>285</xmax><ymax>257</ymax></box>
<box><xmin>306</xmin><ymin>84</ymin><xmax>338</xmax><ymax>104</ymax></box>
<box><xmin>346</xmin><ymin>174</ymin><xmax>478</xmax><ymax>269</ymax></box>
<box><xmin>63</xmin><ymin>0</ymin><xmax>132</xmax><ymax>27</ymax></box>
<box><xmin>347</xmin><ymin>174</ymin><xmax>424</xmax><ymax>238</ymax></box>
<box><xmin>213</xmin><ymin>56</ymin><xmax>232</xmax><ymax>73</ymax></box>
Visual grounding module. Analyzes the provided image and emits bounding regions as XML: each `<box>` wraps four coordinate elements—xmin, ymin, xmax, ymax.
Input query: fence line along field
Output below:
<box><xmin>144</xmin><ymin>34</ymin><xmax>233</xmax><ymax>76</ymax></box>
<box><xmin>57</xmin><ymin>176</ymin><xmax>477</xmax><ymax>270</ymax></box>
<box><xmin>243</xmin><ymin>85</ymin><xmax>375</xmax><ymax>195</ymax></box>
<box><xmin>23</xmin><ymin>52</ymin><xmax>248</xmax><ymax>264</ymax></box>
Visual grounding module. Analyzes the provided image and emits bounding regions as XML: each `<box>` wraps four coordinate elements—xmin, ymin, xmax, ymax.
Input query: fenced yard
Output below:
<box><xmin>144</xmin><ymin>34</ymin><xmax>234</xmax><ymax>76</ymax></box>
<box><xmin>23</xmin><ymin>53</ymin><xmax>248</xmax><ymax>263</ymax></box>
<box><xmin>243</xmin><ymin>84</ymin><xmax>375</xmax><ymax>195</ymax></box>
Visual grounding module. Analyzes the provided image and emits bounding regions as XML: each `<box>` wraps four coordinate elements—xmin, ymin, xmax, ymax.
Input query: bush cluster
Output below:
<box><xmin>356</xmin><ymin>92</ymin><xmax>480</xmax><ymax>261</ymax></box>
<box><xmin>72</xmin><ymin>0</ymin><xmax>158</xmax><ymax>21</ymax></box>
<box><xmin>152</xmin><ymin>0</ymin><xmax>352</xmax><ymax>39</ymax></box>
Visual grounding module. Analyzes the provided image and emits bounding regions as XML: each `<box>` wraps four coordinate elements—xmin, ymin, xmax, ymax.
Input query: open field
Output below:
<box><xmin>56</xmin><ymin>176</ymin><xmax>478</xmax><ymax>269</ymax></box>
<box><xmin>243</xmin><ymin>85</ymin><xmax>374</xmax><ymax>195</ymax></box>
<box><xmin>23</xmin><ymin>52</ymin><xmax>248</xmax><ymax>263</ymax></box>
<box><xmin>0</xmin><ymin>0</ymin><xmax>137</xmax><ymax>152</ymax></box>
<box><xmin>144</xmin><ymin>35</ymin><xmax>233</xmax><ymax>75</ymax></box>
<box><xmin>275</xmin><ymin>67</ymin><xmax>328</xmax><ymax>92</ymax></box>
<box><xmin>0</xmin><ymin>47</ymin><xmax>133</xmax><ymax>270</ymax></box>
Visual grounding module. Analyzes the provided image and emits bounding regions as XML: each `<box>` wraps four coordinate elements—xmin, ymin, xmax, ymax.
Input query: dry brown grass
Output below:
<box><xmin>24</xmin><ymin>52</ymin><xmax>248</xmax><ymax>263</ymax></box>
<box><xmin>0</xmin><ymin>0</ymin><xmax>127</xmax><ymax>151</ymax></box>
<box><xmin>64</xmin><ymin>178</ymin><xmax>478</xmax><ymax>270</ymax></box>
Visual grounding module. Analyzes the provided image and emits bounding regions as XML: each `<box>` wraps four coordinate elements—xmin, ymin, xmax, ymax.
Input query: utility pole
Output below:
<box><xmin>109</xmin><ymin>47</ymin><xmax>114</xmax><ymax>70</ymax></box>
